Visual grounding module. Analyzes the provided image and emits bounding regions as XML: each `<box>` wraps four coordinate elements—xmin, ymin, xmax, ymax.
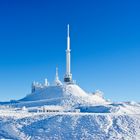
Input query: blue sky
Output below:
<box><xmin>0</xmin><ymin>0</ymin><xmax>140</xmax><ymax>101</ymax></box>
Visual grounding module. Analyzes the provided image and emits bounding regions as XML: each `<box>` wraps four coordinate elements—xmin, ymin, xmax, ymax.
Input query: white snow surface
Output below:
<box><xmin>0</xmin><ymin>111</ymin><xmax>140</xmax><ymax>140</ymax></box>
<box><xmin>0</xmin><ymin>84</ymin><xmax>140</xmax><ymax>139</ymax></box>
<box><xmin>18</xmin><ymin>84</ymin><xmax>107</xmax><ymax>107</ymax></box>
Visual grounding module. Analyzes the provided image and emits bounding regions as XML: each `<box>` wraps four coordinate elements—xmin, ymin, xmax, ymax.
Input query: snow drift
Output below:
<box><xmin>0</xmin><ymin>113</ymin><xmax>140</xmax><ymax>140</ymax></box>
<box><xmin>0</xmin><ymin>83</ymin><xmax>140</xmax><ymax>140</ymax></box>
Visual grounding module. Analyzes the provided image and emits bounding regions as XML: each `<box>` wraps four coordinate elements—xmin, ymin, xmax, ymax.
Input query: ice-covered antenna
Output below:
<box><xmin>67</xmin><ymin>24</ymin><xmax>70</xmax><ymax>50</ymax></box>
<box><xmin>64</xmin><ymin>24</ymin><xmax>72</xmax><ymax>83</ymax></box>
<box><xmin>67</xmin><ymin>24</ymin><xmax>70</xmax><ymax>37</ymax></box>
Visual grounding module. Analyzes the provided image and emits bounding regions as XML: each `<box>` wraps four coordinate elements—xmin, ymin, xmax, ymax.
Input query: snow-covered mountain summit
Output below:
<box><xmin>16</xmin><ymin>24</ymin><xmax>108</xmax><ymax>108</ymax></box>
<box><xmin>18</xmin><ymin>83</ymin><xmax>107</xmax><ymax>107</ymax></box>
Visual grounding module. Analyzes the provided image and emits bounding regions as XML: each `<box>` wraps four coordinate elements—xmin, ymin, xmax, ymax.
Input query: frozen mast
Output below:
<box><xmin>64</xmin><ymin>24</ymin><xmax>72</xmax><ymax>83</ymax></box>
<box><xmin>54</xmin><ymin>67</ymin><xmax>62</xmax><ymax>86</ymax></box>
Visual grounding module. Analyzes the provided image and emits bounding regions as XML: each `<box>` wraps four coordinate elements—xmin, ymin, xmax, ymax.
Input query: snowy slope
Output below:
<box><xmin>6</xmin><ymin>84</ymin><xmax>107</xmax><ymax>108</ymax></box>
<box><xmin>0</xmin><ymin>112</ymin><xmax>140</xmax><ymax>140</ymax></box>
<box><xmin>20</xmin><ymin>84</ymin><xmax>106</xmax><ymax>102</ymax></box>
<box><xmin>0</xmin><ymin>84</ymin><xmax>140</xmax><ymax>140</ymax></box>
<box><xmin>20</xmin><ymin>85</ymin><xmax>64</xmax><ymax>101</ymax></box>
<box><xmin>78</xmin><ymin>102</ymin><xmax>140</xmax><ymax>114</ymax></box>
<box><xmin>17</xmin><ymin>84</ymin><xmax>107</xmax><ymax>107</ymax></box>
<box><xmin>1</xmin><ymin>84</ymin><xmax>140</xmax><ymax>115</ymax></box>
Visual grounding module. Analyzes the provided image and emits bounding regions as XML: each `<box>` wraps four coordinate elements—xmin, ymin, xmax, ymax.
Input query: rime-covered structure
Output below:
<box><xmin>64</xmin><ymin>24</ymin><xmax>72</xmax><ymax>83</ymax></box>
<box><xmin>31</xmin><ymin>66</ymin><xmax>62</xmax><ymax>93</ymax></box>
<box><xmin>54</xmin><ymin>67</ymin><xmax>62</xmax><ymax>86</ymax></box>
<box><xmin>31</xmin><ymin>24</ymin><xmax>73</xmax><ymax>93</ymax></box>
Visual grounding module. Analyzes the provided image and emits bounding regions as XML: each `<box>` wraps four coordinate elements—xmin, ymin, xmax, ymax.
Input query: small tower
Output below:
<box><xmin>44</xmin><ymin>78</ymin><xmax>49</xmax><ymax>86</ymax></box>
<box><xmin>55</xmin><ymin>67</ymin><xmax>59</xmax><ymax>81</ymax></box>
<box><xmin>31</xmin><ymin>81</ymin><xmax>36</xmax><ymax>93</ymax></box>
<box><xmin>64</xmin><ymin>24</ymin><xmax>72</xmax><ymax>83</ymax></box>
<box><xmin>55</xmin><ymin>66</ymin><xmax>62</xmax><ymax>86</ymax></box>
